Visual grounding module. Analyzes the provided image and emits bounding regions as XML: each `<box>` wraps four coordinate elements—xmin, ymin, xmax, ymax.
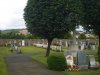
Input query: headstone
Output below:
<box><xmin>22</xmin><ymin>40</ymin><xmax>25</xmax><ymax>46</ymax></box>
<box><xmin>56</xmin><ymin>46</ymin><xmax>62</xmax><ymax>51</ymax></box>
<box><xmin>77</xmin><ymin>51</ymin><xmax>88</xmax><ymax>70</ymax></box>
<box><xmin>65</xmin><ymin>41</ymin><xmax>68</xmax><ymax>47</ymax></box>
<box><xmin>59</xmin><ymin>40</ymin><xmax>62</xmax><ymax>46</ymax></box>
<box><xmin>89</xmin><ymin>55</ymin><xmax>97</xmax><ymax>68</ymax></box>
<box><xmin>42</xmin><ymin>44</ymin><xmax>47</xmax><ymax>48</ymax></box>
<box><xmin>80</xmin><ymin>44</ymin><xmax>85</xmax><ymax>50</ymax></box>
<box><xmin>64</xmin><ymin>51</ymin><xmax>74</xmax><ymax>67</ymax></box>
<box><xmin>14</xmin><ymin>40</ymin><xmax>16</xmax><ymax>44</ymax></box>
<box><xmin>66</xmin><ymin>55</ymin><xmax>74</xmax><ymax>67</ymax></box>
<box><xmin>91</xmin><ymin>45</ymin><xmax>96</xmax><ymax>51</ymax></box>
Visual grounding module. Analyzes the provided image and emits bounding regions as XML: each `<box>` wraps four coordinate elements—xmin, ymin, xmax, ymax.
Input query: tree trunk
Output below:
<box><xmin>45</xmin><ymin>39</ymin><xmax>52</xmax><ymax>57</ymax></box>
<box><xmin>98</xmin><ymin>34</ymin><xmax>100</xmax><ymax>63</ymax></box>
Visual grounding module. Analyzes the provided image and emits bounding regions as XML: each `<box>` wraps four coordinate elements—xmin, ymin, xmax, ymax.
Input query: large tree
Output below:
<box><xmin>24</xmin><ymin>0</ymin><xmax>81</xmax><ymax>56</ymax></box>
<box><xmin>81</xmin><ymin>0</ymin><xmax>100</xmax><ymax>62</ymax></box>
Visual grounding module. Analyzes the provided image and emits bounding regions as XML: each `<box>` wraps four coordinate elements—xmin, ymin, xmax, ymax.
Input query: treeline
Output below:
<box><xmin>0</xmin><ymin>32</ymin><xmax>34</xmax><ymax>39</ymax></box>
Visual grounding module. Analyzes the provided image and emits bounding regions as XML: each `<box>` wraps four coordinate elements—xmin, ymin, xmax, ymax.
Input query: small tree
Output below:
<box><xmin>24</xmin><ymin>0</ymin><xmax>82</xmax><ymax>56</ymax></box>
<box><xmin>81</xmin><ymin>0</ymin><xmax>100</xmax><ymax>63</ymax></box>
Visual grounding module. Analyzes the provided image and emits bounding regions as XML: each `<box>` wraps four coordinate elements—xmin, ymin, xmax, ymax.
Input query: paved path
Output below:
<box><xmin>4</xmin><ymin>54</ymin><xmax>64</xmax><ymax>75</ymax></box>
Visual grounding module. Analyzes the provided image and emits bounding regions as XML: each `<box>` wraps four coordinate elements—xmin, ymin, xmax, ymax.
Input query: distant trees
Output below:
<box><xmin>0</xmin><ymin>32</ymin><xmax>33</xmax><ymax>39</ymax></box>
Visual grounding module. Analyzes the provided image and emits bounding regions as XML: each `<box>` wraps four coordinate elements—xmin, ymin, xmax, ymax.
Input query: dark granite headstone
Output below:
<box><xmin>77</xmin><ymin>51</ymin><xmax>88</xmax><ymax>70</ymax></box>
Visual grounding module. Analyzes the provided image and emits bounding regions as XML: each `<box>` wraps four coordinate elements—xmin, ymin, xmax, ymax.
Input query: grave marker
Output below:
<box><xmin>89</xmin><ymin>55</ymin><xmax>97</xmax><ymax>68</ymax></box>
<box><xmin>77</xmin><ymin>51</ymin><xmax>88</xmax><ymax>70</ymax></box>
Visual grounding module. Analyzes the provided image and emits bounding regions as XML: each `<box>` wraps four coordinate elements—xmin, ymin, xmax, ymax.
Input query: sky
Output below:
<box><xmin>0</xmin><ymin>0</ymin><xmax>27</xmax><ymax>30</ymax></box>
<box><xmin>0</xmin><ymin>0</ymin><xmax>83</xmax><ymax>31</ymax></box>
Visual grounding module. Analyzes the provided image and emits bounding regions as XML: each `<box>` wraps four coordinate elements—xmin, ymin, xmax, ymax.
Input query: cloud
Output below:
<box><xmin>0</xmin><ymin>0</ymin><xmax>27</xmax><ymax>30</ymax></box>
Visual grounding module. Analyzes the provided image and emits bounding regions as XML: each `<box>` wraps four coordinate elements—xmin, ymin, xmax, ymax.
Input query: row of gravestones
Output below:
<box><xmin>34</xmin><ymin>43</ymin><xmax>62</xmax><ymax>51</ymax></box>
<box><xmin>10</xmin><ymin>40</ymin><xmax>34</xmax><ymax>47</ymax></box>
<box><xmin>64</xmin><ymin>51</ymin><xmax>99</xmax><ymax>70</ymax></box>
<box><xmin>65</xmin><ymin>41</ymin><xmax>96</xmax><ymax>51</ymax></box>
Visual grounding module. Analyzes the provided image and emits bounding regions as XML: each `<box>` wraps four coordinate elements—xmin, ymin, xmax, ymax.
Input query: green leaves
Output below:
<box><xmin>24</xmin><ymin>0</ymin><xmax>82</xmax><ymax>39</ymax></box>
<box><xmin>81</xmin><ymin>0</ymin><xmax>100</xmax><ymax>35</ymax></box>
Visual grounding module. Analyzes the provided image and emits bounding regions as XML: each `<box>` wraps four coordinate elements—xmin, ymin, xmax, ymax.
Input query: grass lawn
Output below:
<box><xmin>0</xmin><ymin>46</ymin><xmax>100</xmax><ymax>75</ymax></box>
<box><xmin>20</xmin><ymin>46</ymin><xmax>100</xmax><ymax>75</ymax></box>
<box><xmin>0</xmin><ymin>47</ymin><xmax>12</xmax><ymax>75</ymax></box>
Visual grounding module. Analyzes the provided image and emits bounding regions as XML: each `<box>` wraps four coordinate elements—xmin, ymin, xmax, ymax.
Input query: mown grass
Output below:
<box><xmin>20</xmin><ymin>46</ymin><xmax>100</xmax><ymax>75</ymax></box>
<box><xmin>0</xmin><ymin>47</ymin><xmax>12</xmax><ymax>75</ymax></box>
<box><xmin>0</xmin><ymin>56</ymin><xmax>8</xmax><ymax>75</ymax></box>
<box><xmin>0</xmin><ymin>46</ymin><xmax>100</xmax><ymax>75</ymax></box>
<box><xmin>32</xmin><ymin>55</ymin><xmax>48</xmax><ymax>66</ymax></box>
<box><xmin>66</xmin><ymin>69</ymin><xmax>100</xmax><ymax>75</ymax></box>
<box><xmin>20</xmin><ymin>46</ymin><xmax>46</xmax><ymax>54</ymax></box>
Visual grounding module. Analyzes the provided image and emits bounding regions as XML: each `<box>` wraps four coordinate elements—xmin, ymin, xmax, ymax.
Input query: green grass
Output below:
<box><xmin>20</xmin><ymin>46</ymin><xmax>100</xmax><ymax>75</ymax></box>
<box><xmin>20</xmin><ymin>46</ymin><xmax>46</xmax><ymax>54</ymax></box>
<box><xmin>32</xmin><ymin>56</ymin><xmax>48</xmax><ymax>66</ymax></box>
<box><xmin>0</xmin><ymin>47</ymin><xmax>12</xmax><ymax>75</ymax></box>
<box><xmin>0</xmin><ymin>56</ymin><xmax>8</xmax><ymax>75</ymax></box>
<box><xmin>65</xmin><ymin>70</ymin><xmax>100</xmax><ymax>75</ymax></box>
<box><xmin>0</xmin><ymin>46</ymin><xmax>100</xmax><ymax>75</ymax></box>
<box><xmin>0</xmin><ymin>47</ymin><xmax>11</xmax><ymax>55</ymax></box>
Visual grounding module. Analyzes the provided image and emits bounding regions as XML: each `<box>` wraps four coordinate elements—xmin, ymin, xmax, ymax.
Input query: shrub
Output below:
<box><xmin>47</xmin><ymin>53</ymin><xmax>67</xmax><ymax>71</ymax></box>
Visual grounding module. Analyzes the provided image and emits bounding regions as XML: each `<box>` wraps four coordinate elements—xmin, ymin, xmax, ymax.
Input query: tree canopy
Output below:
<box><xmin>81</xmin><ymin>0</ymin><xmax>100</xmax><ymax>63</ymax></box>
<box><xmin>24</xmin><ymin>0</ymin><xmax>82</xmax><ymax>56</ymax></box>
<box><xmin>81</xmin><ymin>0</ymin><xmax>100</xmax><ymax>35</ymax></box>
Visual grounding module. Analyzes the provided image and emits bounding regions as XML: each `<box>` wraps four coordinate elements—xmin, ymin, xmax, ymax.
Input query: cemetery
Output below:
<box><xmin>0</xmin><ymin>0</ymin><xmax>99</xmax><ymax>75</ymax></box>
<box><xmin>0</xmin><ymin>38</ymin><xmax>100</xmax><ymax>75</ymax></box>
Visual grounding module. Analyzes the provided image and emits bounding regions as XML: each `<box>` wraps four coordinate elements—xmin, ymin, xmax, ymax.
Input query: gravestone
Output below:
<box><xmin>22</xmin><ymin>40</ymin><xmax>25</xmax><ymax>46</ymax></box>
<box><xmin>77</xmin><ymin>51</ymin><xmax>88</xmax><ymax>70</ymax></box>
<box><xmin>66</xmin><ymin>55</ymin><xmax>74</xmax><ymax>67</ymax></box>
<box><xmin>80</xmin><ymin>44</ymin><xmax>85</xmax><ymax>50</ymax></box>
<box><xmin>56</xmin><ymin>46</ymin><xmax>62</xmax><ymax>51</ymax></box>
<box><xmin>89</xmin><ymin>55</ymin><xmax>97</xmax><ymax>68</ymax></box>
<box><xmin>91</xmin><ymin>45</ymin><xmax>96</xmax><ymax>51</ymax></box>
<box><xmin>65</xmin><ymin>41</ymin><xmax>68</xmax><ymax>47</ymax></box>
<box><xmin>64</xmin><ymin>51</ymin><xmax>74</xmax><ymax>67</ymax></box>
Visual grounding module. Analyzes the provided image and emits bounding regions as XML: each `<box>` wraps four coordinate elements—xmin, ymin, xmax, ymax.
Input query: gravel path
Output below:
<box><xmin>4</xmin><ymin>54</ymin><xmax>64</xmax><ymax>75</ymax></box>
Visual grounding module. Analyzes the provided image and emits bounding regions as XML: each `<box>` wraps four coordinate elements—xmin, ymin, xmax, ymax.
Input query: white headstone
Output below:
<box><xmin>22</xmin><ymin>40</ymin><xmax>25</xmax><ymax>46</ymax></box>
<box><xmin>65</xmin><ymin>55</ymin><xmax>74</xmax><ymax>67</ymax></box>
<box><xmin>65</xmin><ymin>41</ymin><xmax>68</xmax><ymax>47</ymax></box>
<box><xmin>89</xmin><ymin>55</ymin><xmax>96</xmax><ymax>68</ymax></box>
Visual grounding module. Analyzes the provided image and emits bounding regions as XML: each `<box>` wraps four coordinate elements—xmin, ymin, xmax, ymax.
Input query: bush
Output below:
<box><xmin>47</xmin><ymin>53</ymin><xmax>67</xmax><ymax>71</ymax></box>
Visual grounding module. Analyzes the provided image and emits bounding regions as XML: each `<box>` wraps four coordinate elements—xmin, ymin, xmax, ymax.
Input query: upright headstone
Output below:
<box><xmin>89</xmin><ymin>55</ymin><xmax>97</xmax><ymax>68</ymax></box>
<box><xmin>22</xmin><ymin>40</ymin><xmax>25</xmax><ymax>46</ymax></box>
<box><xmin>80</xmin><ymin>44</ymin><xmax>85</xmax><ymax>50</ymax></box>
<box><xmin>65</xmin><ymin>41</ymin><xmax>68</xmax><ymax>47</ymax></box>
<box><xmin>66</xmin><ymin>55</ymin><xmax>74</xmax><ymax>67</ymax></box>
<box><xmin>64</xmin><ymin>51</ymin><xmax>74</xmax><ymax>67</ymax></box>
<box><xmin>91</xmin><ymin>45</ymin><xmax>96</xmax><ymax>51</ymax></box>
<box><xmin>77</xmin><ymin>51</ymin><xmax>88</xmax><ymax>70</ymax></box>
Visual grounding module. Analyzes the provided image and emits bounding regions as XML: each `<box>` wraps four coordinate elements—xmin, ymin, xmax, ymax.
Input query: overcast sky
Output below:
<box><xmin>0</xmin><ymin>0</ymin><xmax>28</xmax><ymax>30</ymax></box>
<box><xmin>0</xmin><ymin>0</ymin><xmax>83</xmax><ymax>31</ymax></box>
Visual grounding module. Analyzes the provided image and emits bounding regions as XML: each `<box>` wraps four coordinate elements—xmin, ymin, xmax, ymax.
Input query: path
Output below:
<box><xmin>4</xmin><ymin>54</ymin><xmax>64</xmax><ymax>75</ymax></box>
